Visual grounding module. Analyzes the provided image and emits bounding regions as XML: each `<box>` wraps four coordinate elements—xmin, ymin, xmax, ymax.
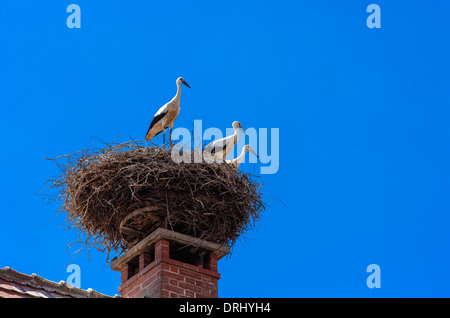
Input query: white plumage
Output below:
<box><xmin>203</xmin><ymin>121</ymin><xmax>246</xmax><ymax>162</ymax></box>
<box><xmin>226</xmin><ymin>145</ymin><xmax>258</xmax><ymax>168</ymax></box>
<box><xmin>145</xmin><ymin>77</ymin><xmax>191</xmax><ymax>142</ymax></box>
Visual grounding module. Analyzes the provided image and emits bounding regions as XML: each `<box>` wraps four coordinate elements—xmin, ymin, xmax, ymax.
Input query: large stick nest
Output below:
<box><xmin>47</xmin><ymin>140</ymin><xmax>265</xmax><ymax>257</ymax></box>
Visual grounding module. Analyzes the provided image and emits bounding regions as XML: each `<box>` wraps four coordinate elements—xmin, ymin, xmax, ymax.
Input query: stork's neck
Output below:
<box><xmin>172</xmin><ymin>83</ymin><xmax>182</xmax><ymax>103</ymax></box>
<box><xmin>233</xmin><ymin>126</ymin><xmax>240</xmax><ymax>138</ymax></box>
<box><xmin>235</xmin><ymin>148</ymin><xmax>248</xmax><ymax>166</ymax></box>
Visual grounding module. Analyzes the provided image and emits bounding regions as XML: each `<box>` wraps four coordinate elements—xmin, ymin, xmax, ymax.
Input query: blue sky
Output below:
<box><xmin>1</xmin><ymin>0</ymin><xmax>450</xmax><ymax>297</ymax></box>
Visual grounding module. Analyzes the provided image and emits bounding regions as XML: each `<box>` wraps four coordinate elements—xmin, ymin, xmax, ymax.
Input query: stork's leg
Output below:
<box><xmin>169</xmin><ymin>127</ymin><xmax>173</xmax><ymax>146</ymax></box>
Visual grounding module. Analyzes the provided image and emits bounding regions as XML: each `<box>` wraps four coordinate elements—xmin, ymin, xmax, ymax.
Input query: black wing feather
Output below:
<box><xmin>206</xmin><ymin>140</ymin><xmax>227</xmax><ymax>156</ymax></box>
<box><xmin>146</xmin><ymin>110</ymin><xmax>167</xmax><ymax>137</ymax></box>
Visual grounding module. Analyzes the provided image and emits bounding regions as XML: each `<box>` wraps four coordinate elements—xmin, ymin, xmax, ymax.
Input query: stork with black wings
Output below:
<box><xmin>203</xmin><ymin>121</ymin><xmax>247</xmax><ymax>163</ymax></box>
<box><xmin>145</xmin><ymin>77</ymin><xmax>191</xmax><ymax>143</ymax></box>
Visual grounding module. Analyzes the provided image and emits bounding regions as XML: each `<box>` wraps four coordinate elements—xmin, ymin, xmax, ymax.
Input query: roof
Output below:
<box><xmin>0</xmin><ymin>267</ymin><xmax>113</xmax><ymax>298</ymax></box>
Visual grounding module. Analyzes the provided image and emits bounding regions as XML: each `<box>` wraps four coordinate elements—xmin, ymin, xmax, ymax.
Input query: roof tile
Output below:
<box><xmin>0</xmin><ymin>267</ymin><xmax>114</xmax><ymax>298</ymax></box>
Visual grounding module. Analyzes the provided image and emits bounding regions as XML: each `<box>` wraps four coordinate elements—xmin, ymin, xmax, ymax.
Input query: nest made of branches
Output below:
<box><xmin>47</xmin><ymin>140</ymin><xmax>265</xmax><ymax>258</ymax></box>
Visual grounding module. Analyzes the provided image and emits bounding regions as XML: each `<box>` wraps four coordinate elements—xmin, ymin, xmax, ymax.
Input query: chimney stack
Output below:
<box><xmin>111</xmin><ymin>228</ymin><xmax>229</xmax><ymax>298</ymax></box>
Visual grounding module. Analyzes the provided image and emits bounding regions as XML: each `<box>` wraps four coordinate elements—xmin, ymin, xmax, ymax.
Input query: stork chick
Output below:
<box><xmin>226</xmin><ymin>145</ymin><xmax>258</xmax><ymax>168</ymax></box>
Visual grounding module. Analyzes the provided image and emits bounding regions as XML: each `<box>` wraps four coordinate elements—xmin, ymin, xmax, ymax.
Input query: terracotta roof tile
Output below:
<box><xmin>0</xmin><ymin>267</ymin><xmax>114</xmax><ymax>298</ymax></box>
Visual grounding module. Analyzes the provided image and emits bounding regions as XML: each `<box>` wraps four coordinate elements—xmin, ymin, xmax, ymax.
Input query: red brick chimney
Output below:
<box><xmin>111</xmin><ymin>228</ymin><xmax>229</xmax><ymax>298</ymax></box>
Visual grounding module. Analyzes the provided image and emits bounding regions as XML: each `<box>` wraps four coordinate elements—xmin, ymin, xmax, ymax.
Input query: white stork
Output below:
<box><xmin>145</xmin><ymin>77</ymin><xmax>191</xmax><ymax>143</ymax></box>
<box><xmin>203</xmin><ymin>121</ymin><xmax>246</xmax><ymax>162</ymax></box>
<box><xmin>226</xmin><ymin>145</ymin><xmax>258</xmax><ymax>168</ymax></box>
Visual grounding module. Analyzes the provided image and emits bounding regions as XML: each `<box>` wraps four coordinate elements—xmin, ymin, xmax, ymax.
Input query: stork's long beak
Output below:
<box><xmin>240</xmin><ymin>127</ymin><xmax>247</xmax><ymax>136</ymax></box>
<box><xmin>182</xmin><ymin>80</ymin><xmax>191</xmax><ymax>88</ymax></box>
<box><xmin>249</xmin><ymin>148</ymin><xmax>259</xmax><ymax>159</ymax></box>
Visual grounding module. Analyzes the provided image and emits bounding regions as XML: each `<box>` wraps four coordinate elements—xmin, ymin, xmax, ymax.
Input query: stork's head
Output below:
<box><xmin>177</xmin><ymin>77</ymin><xmax>191</xmax><ymax>88</ymax></box>
<box><xmin>232</xmin><ymin>121</ymin><xmax>247</xmax><ymax>136</ymax></box>
<box><xmin>244</xmin><ymin>145</ymin><xmax>259</xmax><ymax>158</ymax></box>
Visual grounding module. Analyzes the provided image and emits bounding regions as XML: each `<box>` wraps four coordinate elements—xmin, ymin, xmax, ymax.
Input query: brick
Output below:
<box><xmin>169</xmin><ymin>265</ymin><xmax>179</xmax><ymax>273</ymax></box>
<box><xmin>179</xmin><ymin>268</ymin><xmax>202</xmax><ymax>280</ymax></box>
<box><xmin>182</xmin><ymin>262</ymin><xmax>199</xmax><ymax>272</ymax></box>
<box><xmin>198</xmin><ymin>267</ymin><xmax>221</xmax><ymax>279</ymax></box>
<box><xmin>140</xmin><ymin>259</ymin><xmax>157</xmax><ymax>274</ymax></box>
<box><xmin>144</xmin><ymin>278</ymin><xmax>163</xmax><ymax>298</ymax></box>
<box><xmin>120</xmin><ymin>266</ymin><xmax>128</xmax><ymax>284</ymax></box>
<box><xmin>121</xmin><ymin>263</ymin><xmax>137</xmax><ymax>284</ymax></box>
<box><xmin>129</xmin><ymin>274</ymin><xmax>161</xmax><ymax>298</ymax></box>
<box><xmin>161</xmin><ymin>289</ymin><xmax>170</xmax><ymax>298</ymax></box>
<box><xmin>195</xmin><ymin>280</ymin><xmax>216</xmax><ymax>290</ymax></box>
<box><xmin>137</xmin><ymin>288</ymin><xmax>151</xmax><ymax>298</ymax></box>
<box><xmin>161</xmin><ymin>275</ymin><xmax>170</xmax><ymax>284</ymax></box>
<box><xmin>155</xmin><ymin>239</ymin><xmax>170</xmax><ymax>259</ymax></box>
<box><xmin>145</xmin><ymin>275</ymin><xmax>162</xmax><ymax>291</ymax></box>
<box><xmin>178</xmin><ymin>281</ymin><xmax>202</xmax><ymax>293</ymax></box>
<box><xmin>134</xmin><ymin>271</ymin><xmax>153</xmax><ymax>287</ymax></box>
<box><xmin>139</xmin><ymin>252</ymin><xmax>152</xmax><ymax>271</ymax></box>
<box><xmin>125</xmin><ymin>285</ymin><xmax>141</xmax><ymax>298</ymax></box>
<box><xmin>147</xmin><ymin>287</ymin><xmax>161</xmax><ymax>298</ymax></box>
<box><xmin>162</xmin><ymin>269</ymin><xmax>185</xmax><ymax>282</ymax></box>
<box><xmin>138</xmin><ymin>288</ymin><xmax>149</xmax><ymax>298</ymax></box>
<box><xmin>185</xmin><ymin>290</ymin><xmax>195</xmax><ymax>298</ymax></box>
<box><xmin>162</xmin><ymin>283</ymin><xmax>185</xmax><ymax>295</ymax></box>
<box><xmin>136</xmin><ymin>272</ymin><xmax>160</xmax><ymax>292</ymax></box>
<box><xmin>141</xmin><ymin>261</ymin><xmax>161</xmax><ymax>277</ymax></box>
<box><xmin>210</xmin><ymin>290</ymin><xmax>218</xmax><ymax>298</ymax></box>
<box><xmin>120</xmin><ymin>282</ymin><xmax>135</xmax><ymax>296</ymax></box>
<box><xmin>207</xmin><ymin>253</ymin><xmax>218</xmax><ymax>272</ymax></box>
<box><xmin>156</xmin><ymin>239</ymin><xmax>170</xmax><ymax>251</ymax></box>
<box><xmin>164</xmin><ymin>257</ymin><xmax>184</xmax><ymax>268</ymax></box>
<box><xmin>121</xmin><ymin>261</ymin><xmax>159</xmax><ymax>292</ymax></box>
<box><xmin>201</xmin><ymin>288</ymin><xmax>211</xmax><ymax>297</ymax></box>
<box><xmin>201</xmin><ymin>275</ymin><xmax>212</xmax><ymax>283</ymax></box>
